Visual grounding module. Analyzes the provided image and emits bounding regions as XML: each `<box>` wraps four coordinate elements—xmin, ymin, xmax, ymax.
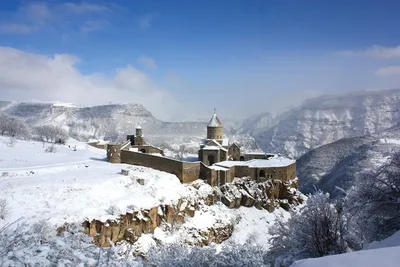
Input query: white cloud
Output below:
<box><xmin>0</xmin><ymin>1</ymin><xmax>112</xmax><ymax>34</ymax></box>
<box><xmin>376</xmin><ymin>66</ymin><xmax>400</xmax><ymax>76</ymax></box>
<box><xmin>338</xmin><ymin>45</ymin><xmax>400</xmax><ymax>59</ymax></box>
<box><xmin>138</xmin><ymin>56</ymin><xmax>158</xmax><ymax>70</ymax></box>
<box><xmin>0</xmin><ymin>47</ymin><xmax>178</xmax><ymax>120</ymax></box>
<box><xmin>138</xmin><ymin>13</ymin><xmax>156</xmax><ymax>28</ymax></box>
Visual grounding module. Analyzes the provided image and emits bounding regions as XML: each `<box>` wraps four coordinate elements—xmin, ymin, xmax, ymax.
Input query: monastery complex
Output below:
<box><xmin>102</xmin><ymin>110</ymin><xmax>296</xmax><ymax>186</ymax></box>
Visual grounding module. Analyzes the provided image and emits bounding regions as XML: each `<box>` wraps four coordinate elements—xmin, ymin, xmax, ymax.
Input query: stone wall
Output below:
<box><xmin>121</xmin><ymin>149</ymin><xmax>184</xmax><ymax>181</ymax></box>
<box><xmin>182</xmin><ymin>162</ymin><xmax>201</xmax><ymax>183</ymax></box>
<box><xmin>286</xmin><ymin>162</ymin><xmax>296</xmax><ymax>181</ymax></box>
<box><xmin>131</xmin><ymin>145</ymin><xmax>164</xmax><ymax>155</ymax></box>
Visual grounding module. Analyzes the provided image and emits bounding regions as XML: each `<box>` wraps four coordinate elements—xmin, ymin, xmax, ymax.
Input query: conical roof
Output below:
<box><xmin>207</xmin><ymin>109</ymin><xmax>222</xmax><ymax>127</ymax></box>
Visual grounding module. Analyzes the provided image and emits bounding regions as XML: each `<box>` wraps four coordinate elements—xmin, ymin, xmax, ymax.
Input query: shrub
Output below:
<box><xmin>45</xmin><ymin>144</ymin><xmax>57</xmax><ymax>153</ymax></box>
<box><xmin>106</xmin><ymin>205</ymin><xmax>121</xmax><ymax>216</ymax></box>
<box><xmin>0</xmin><ymin>199</ymin><xmax>10</xmax><ymax>220</ymax></box>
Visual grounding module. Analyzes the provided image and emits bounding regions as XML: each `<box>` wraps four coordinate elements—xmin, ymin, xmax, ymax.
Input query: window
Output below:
<box><xmin>259</xmin><ymin>170</ymin><xmax>266</xmax><ymax>178</ymax></box>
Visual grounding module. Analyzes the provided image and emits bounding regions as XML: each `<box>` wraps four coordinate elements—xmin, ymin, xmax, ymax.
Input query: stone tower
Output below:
<box><xmin>136</xmin><ymin>125</ymin><xmax>143</xmax><ymax>138</ymax></box>
<box><xmin>135</xmin><ymin>124</ymin><xmax>144</xmax><ymax>146</ymax></box>
<box><xmin>207</xmin><ymin>109</ymin><xmax>223</xmax><ymax>140</ymax></box>
<box><xmin>107</xmin><ymin>144</ymin><xmax>121</xmax><ymax>163</ymax></box>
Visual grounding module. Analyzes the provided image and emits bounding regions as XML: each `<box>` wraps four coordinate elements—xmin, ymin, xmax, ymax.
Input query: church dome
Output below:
<box><xmin>207</xmin><ymin>110</ymin><xmax>222</xmax><ymax>128</ymax></box>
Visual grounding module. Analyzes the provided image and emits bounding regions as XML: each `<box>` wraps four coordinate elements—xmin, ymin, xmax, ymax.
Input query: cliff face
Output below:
<box><xmin>77</xmin><ymin>177</ymin><xmax>302</xmax><ymax>249</ymax></box>
<box><xmin>242</xmin><ymin>89</ymin><xmax>400</xmax><ymax>158</ymax></box>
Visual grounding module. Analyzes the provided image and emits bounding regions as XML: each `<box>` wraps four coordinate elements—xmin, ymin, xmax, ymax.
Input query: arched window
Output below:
<box><xmin>207</xmin><ymin>155</ymin><xmax>215</xmax><ymax>165</ymax></box>
<box><xmin>140</xmin><ymin>149</ymin><xmax>146</xmax><ymax>153</ymax></box>
<box><xmin>259</xmin><ymin>170</ymin><xmax>266</xmax><ymax>178</ymax></box>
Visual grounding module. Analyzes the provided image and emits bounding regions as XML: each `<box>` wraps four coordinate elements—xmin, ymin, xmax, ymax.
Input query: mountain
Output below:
<box><xmin>0</xmin><ymin>101</ymin><xmax>204</xmax><ymax>140</ymax></box>
<box><xmin>296</xmin><ymin>125</ymin><xmax>400</xmax><ymax>198</ymax></box>
<box><xmin>237</xmin><ymin>112</ymin><xmax>278</xmax><ymax>136</ymax></box>
<box><xmin>244</xmin><ymin>89</ymin><xmax>400</xmax><ymax>158</ymax></box>
<box><xmin>0</xmin><ymin>101</ymin><xmax>260</xmax><ymax>152</ymax></box>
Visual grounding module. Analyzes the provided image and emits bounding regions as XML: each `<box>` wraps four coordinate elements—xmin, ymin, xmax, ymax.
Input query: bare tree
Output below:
<box><xmin>347</xmin><ymin>152</ymin><xmax>400</xmax><ymax>243</ymax></box>
<box><xmin>0</xmin><ymin>199</ymin><xmax>10</xmax><ymax>220</ymax></box>
<box><xmin>267</xmin><ymin>191</ymin><xmax>349</xmax><ymax>266</ymax></box>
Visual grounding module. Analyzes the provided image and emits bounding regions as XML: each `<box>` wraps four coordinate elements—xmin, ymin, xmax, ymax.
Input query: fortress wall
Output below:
<box><xmin>132</xmin><ymin>145</ymin><xmax>164</xmax><ymax>155</ymax></box>
<box><xmin>287</xmin><ymin>162</ymin><xmax>297</xmax><ymax>181</ymax></box>
<box><xmin>121</xmin><ymin>150</ymin><xmax>184</xmax><ymax>182</ymax></box>
<box><xmin>182</xmin><ymin>162</ymin><xmax>201</xmax><ymax>183</ymax></box>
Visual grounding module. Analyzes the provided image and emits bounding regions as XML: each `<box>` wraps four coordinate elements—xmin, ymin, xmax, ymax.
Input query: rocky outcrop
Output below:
<box><xmin>218</xmin><ymin>177</ymin><xmax>302</xmax><ymax>212</ymax></box>
<box><xmin>81</xmin><ymin>194</ymin><xmax>217</xmax><ymax>247</ymax></box>
<box><xmin>78</xmin><ymin>178</ymin><xmax>302</xmax><ymax>248</ymax></box>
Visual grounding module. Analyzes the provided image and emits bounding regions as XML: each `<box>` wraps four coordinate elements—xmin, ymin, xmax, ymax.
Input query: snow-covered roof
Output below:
<box><xmin>207</xmin><ymin>111</ymin><xmax>223</xmax><ymax>127</ymax></box>
<box><xmin>209</xmin><ymin>165</ymin><xmax>229</xmax><ymax>171</ymax></box>
<box><xmin>202</xmin><ymin>146</ymin><xmax>221</xmax><ymax>151</ymax></box>
<box><xmin>201</xmin><ymin>139</ymin><xmax>228</xmax><ymax>151</ymax></box>
<box><xmin>214</xmin><ymin>157</ymin><xmax>295</xmax><ymax>168</ymax></box>
<box><xmin>136</xmin><ymin>124</ymin><xmax>142</xmax><ymax>129</ymax></box>
<box><xmin>222</xmin><ymin>138</ymin><xmax>229</xmax><ymax>146</ymax></box>
<box><xmin>215</xmin><ymin>161</ymin><xmax>248</xmax><ymax>167</ymax></box>
<box><xmin>246</xmin><ymin>158</ymin><xmax>295</xmax><ymax>168</ymax></box>
<box><xmin>246</xmin><ymin>152</ymin><xmax>276</xmax><ymax>156</ymax></box>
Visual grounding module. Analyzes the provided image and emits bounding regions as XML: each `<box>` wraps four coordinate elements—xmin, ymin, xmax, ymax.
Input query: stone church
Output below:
<box><xmin>198</xmin><ymin>110</ymin><xmax>241</xmax><ymax>165</ymax></box>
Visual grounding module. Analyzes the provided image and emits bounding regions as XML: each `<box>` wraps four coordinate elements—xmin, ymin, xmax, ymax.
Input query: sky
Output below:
<box><xmin>1</xmin><ymin>0</ymin><xmax>400</xmax><ymax>121</ymax></box>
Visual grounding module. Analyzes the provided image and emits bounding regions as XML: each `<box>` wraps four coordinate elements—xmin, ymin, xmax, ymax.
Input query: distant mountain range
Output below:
<box><xmin>240</xmin><ymin>89</ymin><xmax>400</xmax><ymax>158</ymax></box>
<box><xmin>2</xmin><ymin>88</ymin><xmax>400</xmax><ymax>163</ymax></box>
<box><xmin>296</xmin><ymin>125</ymin><xmax>400</xmax><ymax>198</ymax></box>
<box><xmin>0</xmin><ymin>101</ymin><xmax>258</xmax><ymax>152</ymax></box>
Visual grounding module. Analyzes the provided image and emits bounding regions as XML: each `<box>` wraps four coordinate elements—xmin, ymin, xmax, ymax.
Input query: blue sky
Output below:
<box><xmin>1</xmin><ymin>0</ymin><xmax>400</xmax><ymax>120</ymax></box>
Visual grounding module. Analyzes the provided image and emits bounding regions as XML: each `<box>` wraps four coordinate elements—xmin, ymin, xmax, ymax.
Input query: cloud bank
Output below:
<box><xmin>339</xmin><ymin>45</ymin><xmax>400</xmax><ymax>59</ymax></box>
<box><xmin>0</xmin><ymin>47</ymin><xmax>178</xmax><ymax>120</ymax></box>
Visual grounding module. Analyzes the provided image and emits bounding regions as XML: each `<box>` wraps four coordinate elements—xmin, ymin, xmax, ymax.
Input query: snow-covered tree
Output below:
<box><xmin>144</xmin><ymin>240</ymin><xmax>268</xmax><ymax>267</ymax></box>
<box><xmin>34</xmin><ymin>125</ymin><xmax>68</xmax><ymax>144</ymax></box>
<box><xmin>267</xmin><ymin>191</ymin><xmax>349</xmax><ymax>267</ymax></box>
<box><xmin>0</xmin><ymin>220</ymin><xmax>139</xmax><ymax>266</ymax></box>
<box><xmin>347</xmin><ymin>152</ymin><xmax>400</xmax><ymax>243</ymax></box>
<box><xmin>0</xmin><ymin>114</ymin><xmax>31</xmax><ymax>139</ymax></box>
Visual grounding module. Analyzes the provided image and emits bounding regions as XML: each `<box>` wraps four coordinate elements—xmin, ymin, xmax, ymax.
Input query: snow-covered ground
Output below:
<box><xmin>0</xmin><ymin>136</ymin><xmax>197</xmax><ymax>226</ymax></box>
<box><xmin>290</xmin><ymin>231</ymin><xmax>400</xmax><ymax>267</ymax></box>
<box><xmin>0</xmin><ymin>136</ymin><xmax>286</xmax><ymax>254</ymax></box>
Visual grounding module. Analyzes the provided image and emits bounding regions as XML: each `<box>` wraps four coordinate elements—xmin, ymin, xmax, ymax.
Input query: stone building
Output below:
<box><xmin>198</xmin><ymin>110</ymin><xmax>241</xmax><ymax>166</ymax></box>
<box><xmin>104</xmin><ymin>110</ymin><xmax>297</xmax><ymax>187</ymax></box>
<box><xmin>126</xmin><ymin>125</ymin><xmax>164</xmax><ymax>155</ymax></box>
